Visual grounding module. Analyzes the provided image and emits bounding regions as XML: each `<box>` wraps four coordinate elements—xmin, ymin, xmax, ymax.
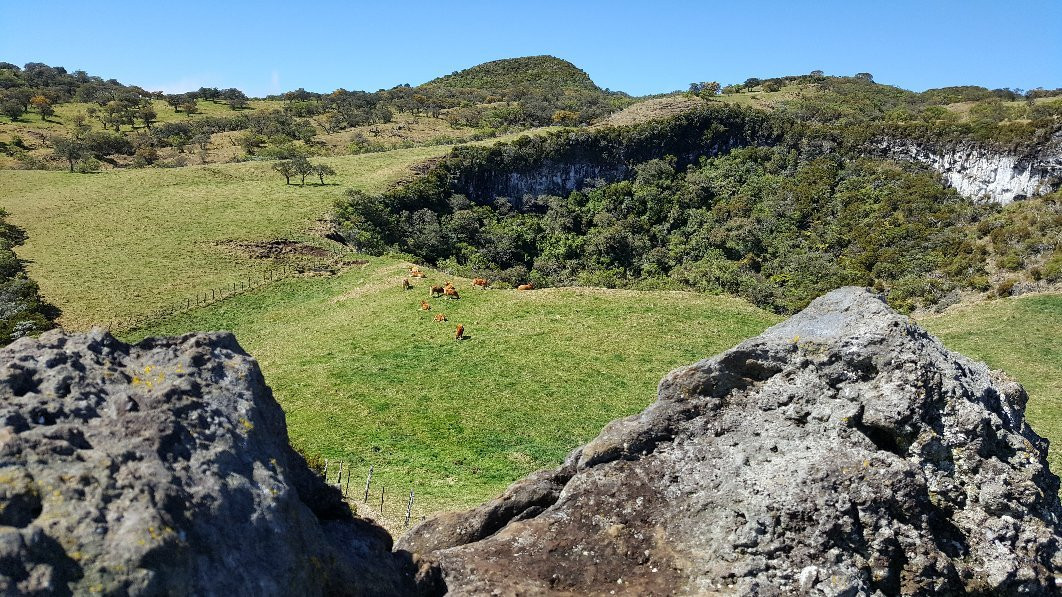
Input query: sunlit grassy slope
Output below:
<box><xmin>126</xmin><ymin>257</ymin><xmax>781</xmax><ymax>524</ymax></box>
<box><xmin>123</xmin><ymin>276</ymin><xmax>1060</xmax><ymax>526</ymax></box>
<box><xmin>0</xmin><ymin>147</ymin><xmax>452</xmax><ymax>328</ymax></box>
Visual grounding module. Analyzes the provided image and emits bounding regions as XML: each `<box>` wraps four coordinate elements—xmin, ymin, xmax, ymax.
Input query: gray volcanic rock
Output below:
<box><xmin>399</xmin><ymin>287</ymin><xmax>1062</xmax><ymax>595</ymax></box>
<box><xmin>0</xmin><ymin>330</ymin><xmax>413</xmax><ymax>595</ymax></box>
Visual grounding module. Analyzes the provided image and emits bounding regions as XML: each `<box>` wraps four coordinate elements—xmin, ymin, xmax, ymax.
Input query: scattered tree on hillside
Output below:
<box><xmin>744</xmin><ymin>78</ymin><xmax>762</xmax><ymax>91</ymax></box>
<box><xmin>291</xmin><ymin>155</ymin><xmax>313</xmax><ymax>185</ymax></box>
<box><xmin>179</xmin><ymin>101</ymin><xmax>199</xmax><ymax>115</ymax></box>
<box><xmin>164</xmin><ymin>94</ymin><xmax>184</xmax><ymax>112</ymax></box>
<box><xmin>30</xmin><ymin>95</ymin><xmax>54</xmax><ymax>120</ymax></box>
<box><xmin>273</xmin><ymin>158</ymin><xmax>334</xmax><ymax>185</ymax></box>
<box><xmin>313</xmin><ymin>163</ymin><xmax>336</xmax><ymax>185</ymax></box>
<box><xmin>51</xmin><ymin>135</ymin><xmax>85</xmax><ymax>172</ymax></box>
<box><xmin>855</xmin><ymin>72</ymin><xmax>874</xmax><ymax>82</ymax></box>
<box><xmin>273</xmin><ymin>160</ymin><xmax>294</xmax><ymax>185</ymax></box>
<box><xmin>138</xmin><ymin>103</ymin><xmax>157</xmax><ymax>129</ymax></box>
<box><xmin>689</xmin><ymin>82</ymin><xmax>721</xmax><ymax>99</ymax></box>
<box><xmin>1</xmin><ymin>98</ymin><xmax>25</xmax><ymax>120</ymax></box>
<box><xmin>761</xmin><ymin>80</ymin><xmax>782</xmax><ymax>92</ymax></box>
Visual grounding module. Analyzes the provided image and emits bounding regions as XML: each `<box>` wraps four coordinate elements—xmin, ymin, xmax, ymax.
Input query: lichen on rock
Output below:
<box><xmin>0</xmin><ymin>330</ymin><xmax>413</xmax><ymax>596</ymax></box>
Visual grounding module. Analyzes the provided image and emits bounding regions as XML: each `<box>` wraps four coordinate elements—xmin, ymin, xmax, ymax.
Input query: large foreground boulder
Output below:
<box><xmin>0</xmin><ymin>330</ymin><xmax>413</xmax><ymax>595</ymax></box>
<box><xmin>399</xmin><ymin>287</ymin><xmax>1062</xmax><ymax>595</ymax></box>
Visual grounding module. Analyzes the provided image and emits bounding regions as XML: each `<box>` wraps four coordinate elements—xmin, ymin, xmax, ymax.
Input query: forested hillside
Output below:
<box><xmin>334</xmin><ymin>99</ymin><xmax>1062</xmax><ymax>313</ymax></box>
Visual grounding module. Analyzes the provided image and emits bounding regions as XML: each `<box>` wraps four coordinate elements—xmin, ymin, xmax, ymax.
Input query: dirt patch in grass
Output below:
<box><xmin>225</xmin><ymin>239</ymin><xmax>333</xmax><ymax>259</ymax></box>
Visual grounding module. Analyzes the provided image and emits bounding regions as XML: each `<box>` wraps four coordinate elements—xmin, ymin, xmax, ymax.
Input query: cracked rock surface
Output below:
<box><xmin>399</xmin><ymin>287</ymin><xmax>1062</xmax><ymax>596</ymax></box>
<box><xmin>0</xmin><ymin>330</ymin><xmax>413</xmax><ymax>596</ymax></box>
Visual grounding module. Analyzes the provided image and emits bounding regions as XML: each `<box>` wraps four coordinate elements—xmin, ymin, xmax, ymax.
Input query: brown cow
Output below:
<box><xmin>444</xmin><ymin>286</ymin><xmax>460</xmax><ymax>300</ymax></box>
<box><xmin>410</xmin><ymin>266</ymin><xmax>426</xmax><ymax>278</ymax></box>
<box><xmin>420</xmin><ymin>300</ymin><xmax>431</xmax><ymax>310</ymax></box>
<box><xmin>430</xmin><ymin>285</ymin><xmax>445</xmax><ymax>297</ymax></box>
<box><xmin>433</xmin><ymin>313</ymin><xmax>447</xmax><ymax>322</ymax></box>
<box><xmin>455</xmin><ymin>324</ymin><xmax>465</xmax><ymax>340</ymax></box>
<box><xmin>472</xmin><ymin>278</ymin><xmax>488</xmax><ymax>288</ymax></box>
<box><xmin>402</xmin><ymin>278</ymin><xmax>412</xmax><ymax>291</ymax></box>
<box><xmin>517</xmin><ymin>282</ymin><xmax>535</xmax><ymax>291</ymax></box>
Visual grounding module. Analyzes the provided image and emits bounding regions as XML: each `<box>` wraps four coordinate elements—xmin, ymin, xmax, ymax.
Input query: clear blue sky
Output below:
<box><xmin>2</xmin><ymin>0</ymin><xmax>1060</xmax><ymax>97</ymax></box>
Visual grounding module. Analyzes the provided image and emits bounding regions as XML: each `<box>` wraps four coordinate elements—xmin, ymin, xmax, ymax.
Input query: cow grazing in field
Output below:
<box><xmin>472</xmin><ymin>278</ymin><xmax>488</xmax><ymax>288</ymax></box>
<box><xmin>410</xmin><ymin>266</ymin><xmax>426</xmax><ymax>278</ymax></box>
<box><xmin>430</xmin><ymin>285</ymin><xmax>445</xmax><ymax>297</ymax></box>
<box><xmin>402</xmin><ymin>278</ymin><xmax>412</xmax><ymax>291</ymax></box>
<box><xmin>517</xmin><ymin>282</ymin><xmax>535</xmax><ymax>291</ymax></box>
<box><xmin>433</xmin><ymin>313</ymin><xmax>447</xmax><ymax>322</ymax></box>
<box><xmin>444</xmin><ymin>286</ymin><xmax>460</xmax><ymax>300</ymax></box>
<box><xmin>420</xmin><ymin>300</ymin><xmax>431</xmax><ymax>310</ymax></box>
<box><xmin>455</xmin><ymin>324</ymin><xmax>465</xmax><ymax>340</ymax></box>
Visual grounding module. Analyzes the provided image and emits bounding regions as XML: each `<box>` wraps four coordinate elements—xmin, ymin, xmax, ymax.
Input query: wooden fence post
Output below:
<box><xmin>344</xmin><ymin>464</ymin><xmax>352</xmax><ymax>496</ymax></box>
<box><xmin>405</xmin><ymin>490</ymin><xmax>414</xmax><ymax>527</ymax></box>
<box><xmin>363</xmin><ymin>465</ymin><xmax>373</xmax><ymax>502</ymax></box>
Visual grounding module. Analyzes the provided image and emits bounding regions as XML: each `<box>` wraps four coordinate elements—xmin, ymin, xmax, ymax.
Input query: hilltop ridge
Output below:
<box><xmin>421</xmin><ymin>55</ymin><xmax>605</xmax><ymax>93</ymax></box>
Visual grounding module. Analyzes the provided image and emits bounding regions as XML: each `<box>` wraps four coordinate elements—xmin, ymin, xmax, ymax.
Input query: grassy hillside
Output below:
<box><xmin>922</xmin><ymin>293</ymin><xmax>1062</xmax><ymax>475</ymax></box>
<box><xmin>120</xmin><ymin>271</ymin><xmax>1059</xmax><ymax>529</ymax></box>
<box><xmin>423</xmin><ymin>55</ymin><xmax>601</xmax><ymax>92</ymax></box>
<box><xmin>0</xmin><ymin>146</ymin><xmax>452</xmax><ymax>328</ymax></box>
<box><xmin>0</xmin><ymin>129</ymin><xmax>561</xmax><ymax>329</ymax></box>
<box><xmin>125</xmin><ymin>257</ymin><xmax>780</xmax><ymax>527</ymax></box>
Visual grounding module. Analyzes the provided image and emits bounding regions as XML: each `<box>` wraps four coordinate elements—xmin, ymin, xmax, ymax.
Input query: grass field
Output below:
<box><xmin>125</xmin><ymin>257</ymin><xmax>781</xmax><ymax>527</ymax></box>
<box><xmin>0</xmin><ymin>146</ymin><xmax>452</xmax><ymax>328</ymax></box>
<box><xmin>118</xmin><ymin>253</ymin><xmax>1061</xmax><ymax>529</ymax></box>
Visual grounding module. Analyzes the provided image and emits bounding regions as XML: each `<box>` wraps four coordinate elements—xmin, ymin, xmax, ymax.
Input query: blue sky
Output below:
<box><xmin>2</xmin><ymin>1</ymin><xmax>1060</xmax><ymax>97</ymax></box>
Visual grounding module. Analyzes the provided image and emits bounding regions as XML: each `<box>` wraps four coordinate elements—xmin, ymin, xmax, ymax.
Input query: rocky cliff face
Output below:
<box><xmin>0</xmin><ymin>330</ymin><xmax>413</xmax><ymax>595</ymax></box>
<box><xmin>882</xmin><ymin>137</ymin><xmax>1062</xmax><ymax>204</ymax></box>
<box><xmin>399</xmin><ymin>287</ymin><xmax>1062</xmax><ymax>595</ymax></box>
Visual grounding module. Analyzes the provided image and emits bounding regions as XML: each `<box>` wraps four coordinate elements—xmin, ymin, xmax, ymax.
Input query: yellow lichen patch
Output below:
<box><xmin>239</xmin><ymin>418</ymin><xmax>254</xmax><ymax>432</ymax></box>
<box><xmin>131</xmin><ymin>376</ymin><xmax>140</xmax><ymax>385</ymax></box>
<box><xmin>144</xmin><ymin>365</ymin><xmax>152</xmax><ymax>374</ymax></box>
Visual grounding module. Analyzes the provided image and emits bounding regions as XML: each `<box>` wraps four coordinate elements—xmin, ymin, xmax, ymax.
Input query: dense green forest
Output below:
<box><xmin>334</xmin><ymin>100</ymin><xmax>1062</xmax><ymax>313</ymax></box>
<box><xmin>0</xmin><ymin>209</ymin><xmax>57</xmax><ymax>343</ymax></box>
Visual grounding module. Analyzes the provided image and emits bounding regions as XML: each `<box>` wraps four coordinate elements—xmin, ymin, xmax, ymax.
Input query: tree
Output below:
<box><xmin>51</xmin><ymin>135</ymin><xmax>84</xmax><ymax>172</ymax></box>
<box><xmin>164</xmin><ymin>94</ymin><xmax>184</xmax><ymax>112</ymax></box>
<box><xmin>30</xmin><ymin>95</ymin><xmax>54</xmax><ymax>121</ymax></box>
<box><xmin>1</xmin><ymin>99</ymin><xmax>25</xmax><ymax>121</ymax></box>
<box><xmin>191</xmin><ymin>133</ymin><xmax>211</xmax><ymax>152</ymax></box>
<box><xmin>273</xmin><ymin>161</ymin><xmax>294</xmax><ymax>185</ymax></box>
<box><xmin>761</xmin><ymin>80</ymin><xmax>782</xmax><ymax>93</ymax></box>
<box><xmin>854</xmin><ymin>72</ymin><xmax>874</xmax><ymax>82</ymax></box>
<box><xmin>313</xmin><ymin>163</ymin><xmax>336</xmax><ymax>185</ymax></box>
<box><xmin>551</xmin><ymin>109</ymin><xmax>580</xmax><ymax>126</ymax></box>
<box><xmin>290</xmin><ymin>155</ymin><xmax>313</xmax><ymax>185</ymax></box>
<box><xmin>179</xmin><ymin>101</ymin><xmax>199</xmax><ymax>115</ymax></box>
<box><xmin>743</xmin><ymin>78</ymin><xmax>762</xmax><ymax>92</ymax></box>
<box><xmin>138</xmin><ymin>103</ymin><xmax>157</xmax><ymax>129</ymax></box>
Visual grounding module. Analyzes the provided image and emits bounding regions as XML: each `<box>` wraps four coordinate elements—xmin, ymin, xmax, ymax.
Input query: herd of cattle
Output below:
<box><xmin>402</xmin><ymin>265</ymin><xmax>534</xmax><ymax>341</ymax></box>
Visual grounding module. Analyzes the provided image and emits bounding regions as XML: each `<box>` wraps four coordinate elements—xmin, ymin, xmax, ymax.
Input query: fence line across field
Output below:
<box><xmin>322</xmin><ymin>459</ymin><xmax>418</xmax><ymax>528</ymax></box>
<box><xmin>107</xmin><ymin>246</ymin><xmax>354</xmax><ymax>334</ymax></box>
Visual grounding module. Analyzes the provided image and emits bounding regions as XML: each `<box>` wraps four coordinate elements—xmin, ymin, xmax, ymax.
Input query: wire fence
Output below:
<box><xmin>319</xmin><ymin>460</ymin><xmax>419</xmax><ymax>531</ymax></box>
<box><xmin>107</xmin><ymin>246</ymin><xmax>359</xmax><ymax>334</ymax></box>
